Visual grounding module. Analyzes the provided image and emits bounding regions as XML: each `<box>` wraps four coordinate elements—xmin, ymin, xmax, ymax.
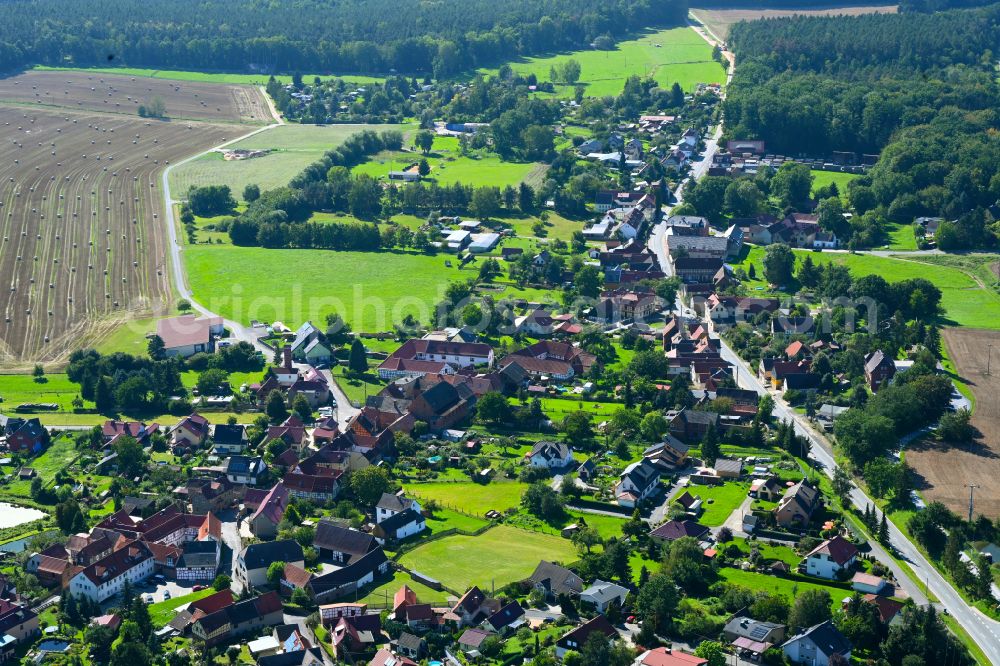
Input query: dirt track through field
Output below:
<box><xmin>0</xmin><ymin>71</ymin><xmax>271</xmax><ymax>124</ymax></box>
<box><xmin>0</xmin><ymin>105</ymin><xmax>239</xmax><ymax>365</ymax></box>
<box><xmin>907</xmin><ymin>328</ymin><xmax>1000</xmax><ymax>518</ymax></box>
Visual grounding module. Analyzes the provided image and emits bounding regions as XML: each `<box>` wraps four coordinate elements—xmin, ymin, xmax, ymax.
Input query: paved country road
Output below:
<box><xmin>648</xmin><ymin>26</ymin><xmax>1000</xmax><ymax>662</ymax></box>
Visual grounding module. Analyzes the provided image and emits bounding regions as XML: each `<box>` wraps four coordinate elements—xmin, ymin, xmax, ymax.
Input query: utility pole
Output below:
<box><xmin>966</xmin><ymin>483</ymin><xmax>980</xmax><ymax>523</ymax></box>
<box><xmin>987</xmin><ymin>343</ymin><xmax>993</xmax><ymax>376</ymax></box>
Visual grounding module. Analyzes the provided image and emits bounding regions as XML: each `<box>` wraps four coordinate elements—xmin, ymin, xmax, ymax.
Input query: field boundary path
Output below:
<box><xmin>159</xmin><ymin>96</ymin><xmax>361</xmax><ymax>422</ymax></box>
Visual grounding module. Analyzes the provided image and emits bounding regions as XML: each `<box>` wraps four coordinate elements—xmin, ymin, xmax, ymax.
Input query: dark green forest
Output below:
<box><xmin>0</xmin><ymin>0</ymin><xmax>686</xmax><ymax>77</ymax></box>
<box><xmin>724</xmin><ymin>4</ymin><xmax>1000</xmax><ymax>248</ymax></box>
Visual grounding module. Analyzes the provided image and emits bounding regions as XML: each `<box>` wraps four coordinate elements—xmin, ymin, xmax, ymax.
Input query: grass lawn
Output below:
<box><xmin>2</xmin><ymin>434</ymin><xmax>79</xmax><ymax>497</ymax></box>
<box><xmin>354</xmin><ymin>148</ymin><xmax>544</xmax><ymax>189</ymax></box>
<box><xmin>33</xmin><ymin>65</ymin><xmax>383</xmax><ymax>87</ymax></box>
<box><xmin>717</xmin><ymin>568</ymin><xmax>846</xmax><ymax>614</ymax></box>
<box><xmin>424</xmin><ymin>507</ymin><xmax>490</xmax><ymax>534</ymax></box>
<box><xmin>180</xmin><ymin>369</ymin><xmax>263</xmax><ymax>392</ymax></box>
<box><xmin>886</xmin><ymin>223</ymin><xmax>919</xmax><ymax>251</ymax></box>
<box><xmin>810</xmin><ymin>170</ymin><xmax>859</xmax><ymax>201</ymax></box>
<box><xmin>357</xmin><ymin>571</ymin><xmax>451</xmax><ymax>608</ymax></box>
<box><xmin>331</xmin><ymin>367</ymin><xmax>384</xmax><ymax>406</ymax></box>
<box><xmin>92</xmin><ymin>317</ymin><xmax>162</xmax><ymax>356</ymax></box>
<box><xmin>481</xmin><ymin>27</ymin><xmax>725</xmax><ymax>98</ymax></box>
<box><xmin>566</xmin><ymin>510</ymin><xmax>625</xmax><ymax>539</ymax></box>
<box><xmin>184</xmin><ymin>246</ymin><xmax>471</xmax><ymax>332</ymax></box>
<box><xmin>0</xmin><ymin>373</ymin><xmax>90</xmax><ymax>412</ymax></box>
<box><xmin>171</xmin><ymin>124</ymin><xmax>398</xmax><ymax>200</ymax></box>
<box><xmin>405</xmin><ymin>480</ymin><xmax>527</xmax><ymax>516</ymax></box>
<box><xmin>148</xmin><ymin>588</ymin><xmax>217</xmax><ymax>627</ymax></box>
<box><xmin>689</xmin><ymin>481</ymin><xmax>749</xmax><ymax>526</ymax></box>
<box><xmin>538</xmin><ymin>398</ymin><xmax>620</xmax><ymax>422</ymax></box>
<box><xmin>398</xmin><ymin>525</ymin><xmax>577</xmax><ymax>591</ymax></box>
<box><xmin>731</xmin><ymin>245</ymin><xmax>1000</xmax><ymax>329</ymax></box>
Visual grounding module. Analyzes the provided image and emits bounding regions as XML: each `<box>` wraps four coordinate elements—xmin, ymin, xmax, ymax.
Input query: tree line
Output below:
<box><xmin>0</xmin><ymin>0</ymin><xmax>686</xmax><ymax>76</ymax></box>
<box><xmin>725</xmin><ymin>4</ymin><xmax>1000</xmax><ymax>248</ymax></box>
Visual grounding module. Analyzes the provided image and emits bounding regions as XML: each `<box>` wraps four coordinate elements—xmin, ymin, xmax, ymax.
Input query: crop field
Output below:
<box><xmin>0</xmin><ymin>105</ymin><xmax>238</xmax><ymax>365</ymax></box>
<box><xmin>34</xmin><ymin>66</ymin><xmax>384</xmax><ymax>88</ymax></box>
<box><xmin>907</xmin><ymin>328</ymin><xmax>1000</xmax><ymax>518</ymax></box>
<box><xmin>690</xmin><ymin>5</ymin><xmax>898</xmax><ymax>40</ymax></box>
<box><xmin>171</xmin><ymin>124</ymin><xmax>400</xmax><ymax>200</ymax></box>
<box><xmin>481</xmin><ymin>27</ymin><xmax>725</xmax><ymax>99</ymax></box>
<box><xmin>0</xmin><ymin>71</ymin><xmax>271</xmax><ymax>124</ymax></box>
<box><xmin>183</xmin><ymin>245</ymin><xmax>470</xmax><ymax>332</ymax></box>
<box><xmin>398</xmin><ymin>525</ymin><xmax>576</xmax><ymax>591</ymax></box>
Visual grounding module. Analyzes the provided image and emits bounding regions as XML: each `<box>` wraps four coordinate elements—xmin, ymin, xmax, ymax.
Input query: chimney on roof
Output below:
<box><xmin>283</xmin><ymin>345</ymin><xmax>293</xmax><ymax>371</ymax></box>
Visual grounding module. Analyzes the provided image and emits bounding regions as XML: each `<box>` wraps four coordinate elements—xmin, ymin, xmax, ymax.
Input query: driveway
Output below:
<box><xmin>216</xmin><ymin>509</ymin><xmax>245</xmax><ymax>593</ymax></box>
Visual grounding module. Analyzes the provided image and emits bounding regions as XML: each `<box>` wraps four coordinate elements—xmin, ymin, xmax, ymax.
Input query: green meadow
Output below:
<box><xmin>353</xmin><ymin>136</ymin><xmax>546</xmax><ymax>189</ymax></box>
<box><xmin>170</xmin><ymin>124</ymin><xmax>399</xmax><ymax>200</ymax></box>
<box><xmin>810</xmin><ymin>170</ymin><xmax>859</xmax><ymax>200</ymax></box>
<box><xmin>398</xmin><ymin>525</ymin><xmax>576</xmax><ymax>591</ymax></box>
<box><xmin>481</xmin><ymin>27</ymin><xmax>725</xmax><ymax>98</ymax></box>
<box><xmin>183</xmin><ymin>245</ymin><xmax>469</xmax><ymax>332</ymax></box>
<box><xmin>732</xmin><ymin>245</ymin><xmax>1000</xmax><ymax>329</ymax></box>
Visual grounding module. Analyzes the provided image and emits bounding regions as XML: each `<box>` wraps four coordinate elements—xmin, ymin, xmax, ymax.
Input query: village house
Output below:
<box><xmin>499</xmin><ymin>340</ymin><xmax>598</xmax><ymax>382</ymax></box>
<box><xmin>377</xmin><ymin>339</ymin><xmax>493</xmax><ymax>380</ymax></box>
<box><xmin>723</xmin><ymin>616</ymin><xmax>787</xmax><ymax>646</ymax></box>
<box><xmin>191</xmin><ymin>591</ymin><xmax>284</xmax><ymax>647</ymax></box>
<box><xmin>0</xmin><ymin>600</ymin><xmax>38</xmax><ymax>646</ymax></box>
<box><xmin>67</xmin><ymin>540</ymin><xmax>155</xmax><ymax>603</ymax></box>
<box><xmin>643</xmin><ymin>436</ymin><xmax>691</xmax><ymax>472</ymax></box>
<box><xmin>170</xmin><ymin>413</ymin><xmax>210</xmax><ymax>454</ymax></box>
<box><xmin>781</xmin><ymin>621</ymin><xmax>852</xmax><ymax>666</ymax></box>
<box><xmin>749</xmin><ymin>476</ymin><xmax>784</xmax><ymax>502</ymax></box>
<box><xmin>593</xmin><ymin>287</ymin><xmax>663</xmax><ymax>323</ymax></box>
<box><xmin>212</xmin><ymin>423</ymin><xmax>248</xmax><ymax>455</ymax></box>
<box><xmin>525</xmin><ymin>441</ymin><xmax>574</xmax><ymax>470</ymax></box>
<box><xmin>101</xmin><ymin>419</ymin><xmax>158</xmax><ymax>446</ymax></box>
<box><xmin>225</xmin><ymin>455</ymin><xmax>267</xmax><ymax>485</ymax></box>
<box><xmin>373</xmin><ymin>508</ymin><xmax>425</xmax><ymax>544</ymax></box>
<box><xmin>289</xmin><ymin>322</ymin><xmax>333</xmax><ymax>366</ymax></box>
<box><xmin>636</xmin><ymin>647</ymin><xmax>708</xmax><ymax>666</ymax></box>
<box><xmin>236</xmin><ymin>541</ymin><xmax>304</xmax><ymax>590</ymax></box>
<box><xmin>614</xmin><ymin>458</ymin><xmax>661</xmax><ymax>507</ymax></box>
<box><xmin>864</xmin><ymin>350</ymin><xmax>896</xmax><ymax>391</ymax></box>
<box><xmin>775</xmin><ymin>480</ymin><xmax>821</xmax><ymax>528</ymax></box>
<box><xmin>555</xmin><ymin>615</ymin><xmax>617</xmax><ymax>659</ymax></box>
<box><xmin>248</xmin><ymin>482</ymin><xmax>288</xmax><ymax>538</ymax></box>
<box><xmin>156</xmin><ymin>314</ymin><xmax>225</xmax><ymax>358</ymax></box>
<box><xmin>649</xmin><ymin>519</ymin><xmax>709</xmax><ymax>543</ymax></box>
<box><xmin>0</xmin><ymin>417</ymin><xmax>48</xmax><ymax>454</ymax></box>
<box><xmin>673</xmin><ymin>490</ymin><xmax>703</xmax><ymax>515</ymax></box>
<box><xmin>313</xmin><ymin>521</ymin><xmax>380</xmax><ymax>563</ymax></box>
<box><xmin>176</xmin><ymin>540</ymin><xmax>221</xmax><ymax>582</ymax></box>
<box><xmin>805</xmin><ymin>536</ymin><xmax>859</xmax><ymax>580</ymax></box>
<box><xmin>529</xmin><ymin>561</ymin><xmax>583</xmax><ymax>601</ymax></box>
<box><xmin>331</xmin><ymin>613</ymin><xmax>387</xmax><ymax>659</ymax></box>
<box><xmin>668</xmin><ymin>409</ymin><xmax>720</xmax><ymax>443</ymax></box>
<box><xmin>308</xmin><ymin>548</ymin><xmax>390</xmax><ymax>604</ymax></box>
<box><xmin>579</xmin><ymin>580</ymin><xmax>629</xmax><ymax>614</ymax></box>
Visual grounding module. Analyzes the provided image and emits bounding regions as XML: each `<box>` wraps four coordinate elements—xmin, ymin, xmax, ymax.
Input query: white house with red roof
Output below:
<box><xmin>67</xmin><ymin>540</ymin><xmax>155</xmax><ymax>602</ymax></box>
<box><xmin>805</xmin><ymin>535</ymin><xmax>859</xmax><ymax>580</ymax></box>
